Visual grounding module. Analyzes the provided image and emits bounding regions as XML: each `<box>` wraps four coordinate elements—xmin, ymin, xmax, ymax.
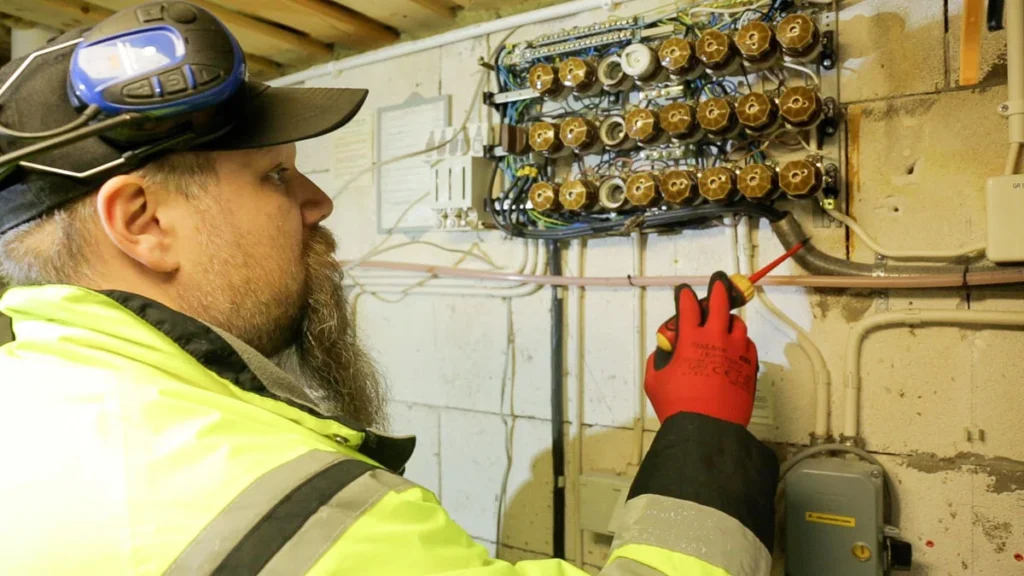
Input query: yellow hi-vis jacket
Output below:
<box><xmin>0</xmin><ymin>285</ymin><xmax>779</xmax><ymax>575</ymax></box>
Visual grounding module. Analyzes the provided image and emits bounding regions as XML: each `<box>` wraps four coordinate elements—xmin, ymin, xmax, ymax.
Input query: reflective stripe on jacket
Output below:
<box><xmin>0</xmin><ymin>285</ymin><xmax>778</xmax><ymax>575</ymax></box>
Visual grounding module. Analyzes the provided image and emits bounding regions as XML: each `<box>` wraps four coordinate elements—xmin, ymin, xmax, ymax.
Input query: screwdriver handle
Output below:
<box><xmin>655</xmin><ymin>274</ymin><xmax>753</xmax><ymax>353</ymax></box>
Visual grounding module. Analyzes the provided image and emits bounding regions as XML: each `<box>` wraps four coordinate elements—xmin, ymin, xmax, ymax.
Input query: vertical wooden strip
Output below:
<box><xmin>959</xmin><ymin>0</ymin><xmax>984</xmax><ymax>86</ymax></box>
<box><xmin>845</xmin><ymin>104</ymin><xmax>863</xmax><ymax>259</ymax></box>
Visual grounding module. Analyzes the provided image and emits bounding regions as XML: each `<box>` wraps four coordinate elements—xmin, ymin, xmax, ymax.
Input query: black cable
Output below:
<box><xmin>547</xmin><ymin>239</ymin><xmax>565</xmax><ymax>560</ymax></box>
<box><xmin>0</xmin><ymin>112</ymin><xmax>142</xmax><ymax>171</ymax></box>
<box><xmin>511</xmin><ymin>203</ymin><xmax>786</xmax><ymax>240</ymax></box>
<box><xmin>0</xmin><ymin>105</ymin><xmax>101</xmax><ymax>139</ymax></box>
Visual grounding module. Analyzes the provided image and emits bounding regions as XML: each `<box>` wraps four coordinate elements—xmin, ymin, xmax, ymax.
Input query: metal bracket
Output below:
<box><xmin>491</xmin><ymin>88</ymin><xmax>537</xmax><ymax>105</ymax></box>
<box><xmin>820</xmin><ymin>97</ymin><xmax>840</xmax><ymax>138</ymax></box>
<box><xmin>872</xmin><ymin>252</ymin><xmax>889</xmax><ymax>276</ymax></box>
<box><xmin>820</xmin><ymin>30</ymin><xmax>837</xmax><ymax>70</ymax></box>
<box><xmin>964</xmin><ymin>427</ymin><xmax>986</xmax><ymax>443</ymax></box>
<box><xmin>838</xmin><ymin>434</ymin><xmax>865</xmax><ymax>448</ymax></box>
<box><xmin>811</xmin><ymin>200</ymin><xmax>837</xmax><ymax>228</ymax></box>
<box><xmin>998</xmin><ymin>100</ymin><xmax>1024</xmax><ymax>116</ymax></box>
<box><xmin>874</xmin><ymin>285</ymin><xmax>890</xmax><ymax>313</ymax></box>
<box><xmin>809</xmin><ymin>432</ymin><xmax>835</xmax><ymax>446</ymax></box>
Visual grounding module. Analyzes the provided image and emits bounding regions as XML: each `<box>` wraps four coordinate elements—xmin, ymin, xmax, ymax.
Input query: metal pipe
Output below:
<box><xmin>269</xmin><ymin>0</ymin><xmax>633</xmax><ymax>87</ymax></box>
<box><xmin>844</xmin><ymin>309</ymin><xmax>1024</xmax><ymax>440</ymax></box>
<box><xmin>630</xmin><ymin>231</ymin><xmax>646</xmax><ymax>466</ymax></box>
<box><xmin>771</xmin><ymin>214</ymin><xmax>965</xmax><ymax>276</ymax></box>
<box><xmin>1006</xmin><ymin>0</ymin><xmax>1024</xmax><ymax>143</ymax></box>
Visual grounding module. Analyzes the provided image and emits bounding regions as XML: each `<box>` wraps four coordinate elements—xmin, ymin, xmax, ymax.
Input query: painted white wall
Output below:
<box><xmin>296</xmin><ymin>0</ymin><xmax>1024</xmax><ymax>571</ymax></box>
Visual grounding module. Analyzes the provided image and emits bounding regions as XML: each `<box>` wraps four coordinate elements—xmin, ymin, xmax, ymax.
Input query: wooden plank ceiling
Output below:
<box><xmin>0</xmin><ymin>0</ymin><xmax>471</xmax><ymax>81</ymax></box>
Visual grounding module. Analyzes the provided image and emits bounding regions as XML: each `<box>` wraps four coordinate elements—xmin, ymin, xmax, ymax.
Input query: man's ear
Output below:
<box><xmin>95</xmin><ymin>174</ymin><xmax>180</xmax><ymax>273</ymax></box>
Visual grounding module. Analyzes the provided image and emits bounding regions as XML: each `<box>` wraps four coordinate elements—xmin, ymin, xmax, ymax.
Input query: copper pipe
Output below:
<box><xmin>343</xmin><ymin>259</ymin><xmax>1024</xmax><ymax>288</ymax></box>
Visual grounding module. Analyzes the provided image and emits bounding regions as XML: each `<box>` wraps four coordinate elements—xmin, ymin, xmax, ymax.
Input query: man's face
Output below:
<box><xmin>172</xmin><ymin>145</ymin><xmax>387</xmax><ymax>429</ymax></box>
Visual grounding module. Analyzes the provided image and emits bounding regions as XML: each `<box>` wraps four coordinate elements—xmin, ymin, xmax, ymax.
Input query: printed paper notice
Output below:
<box><xmin>376</xmin><ymin>96</ymin><xmax>449</xmax><ymax>231</ymax></box>
<box><xmin>750</xmin><ymin>384</ymin><xmax>774</xmax><ymax>426</ymax></box>
<box><xmin>332</xmin><ymin>115</ymin><xmax>373</xmax><ymax>195</ymax></box>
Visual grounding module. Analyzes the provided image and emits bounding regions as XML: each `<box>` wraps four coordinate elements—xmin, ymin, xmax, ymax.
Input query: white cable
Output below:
<box><xmin>783</xmin><ymin>61</ymin><xmax>820</xmax><ymax>87</ymax></box>
<box><xmin>1005</xmin><ymin>142</ymin><xmax>1020</xmax><ymax>175</ymax></box>
<box><xmin>845</xmin><ymin>309</ymin><xmax>1024</xmax><ymax>439</ymax></box>
<box><xmin>495</xmin><ymin>298</ymin><xmax>517</xmax><ymax>544</ymax></box>
<box><xmin>796</xmin><ymin>131</ymin><xmax>821</xmax><ymax>153</ymax></box>
<box><xmin>780</xmin><ymin>443</ymin><xmax>883</xmax><ymax>478</ymax></box>
<box><xmin>349</xmin><ymin>239</ymin><xmax>533</xmax><ymax>285</ymax></box>
<box><xmin>332</xmin><ymin>26</ymin><xmax>517</xmax><ymax>202</ymax></box>
<box><xmin>346</xmin><ymin>242</ymin><xmax>547</xmax><ymax>298</ymax></box>
<box><xmin>723</xmin><ymin>216</ymin><xmax>745</xmax><ymax>319</ymax></box>
<box><xmin>822</xmin><ymin>204</ymin><xmax>986</xmax><ymax>260</ymax></box>
<box><xmin>688</xmin><ymin>0</ymin><xmax>770</xmax><ymax>16</ymax></box>
<box><xmin>630</xmin><ymin>231</ymin><xmax>646</xmax><ymax>466</ymax></box>
<box><xmin>332</xmin><ymin>64</ymin><xmax>491</xmax><ymax>201</ymax></box>
<box><xmin>738</xmin><ymin>217</ymin><xmax>831</xmax><ymax>438</ymax></box>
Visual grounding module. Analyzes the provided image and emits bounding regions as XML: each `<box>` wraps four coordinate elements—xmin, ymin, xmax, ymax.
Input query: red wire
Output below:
<box><xmin>748</xmin><ymin>242</ymin><xmax>805</xmax><ymax>284</ymax></box>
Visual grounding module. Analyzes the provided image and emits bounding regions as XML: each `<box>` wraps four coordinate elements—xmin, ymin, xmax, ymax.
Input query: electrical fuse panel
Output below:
<box><xmin>483</xmin><ymin>0</ymin><xmax>841</xmax><ymax>240</ymax></box>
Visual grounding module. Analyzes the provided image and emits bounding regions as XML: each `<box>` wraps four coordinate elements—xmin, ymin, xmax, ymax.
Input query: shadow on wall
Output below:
<box><xmin>494</xmin><ymin>343</ymin><xmax>823</xmax><ymax>570</ymax></box>
<box><xmin>495</xmin><ymin>429</ymin><xmax>798</xmax><ymax>572</ymax></box>
<box><xmin>496</xmin><ymin>426</ymin><xmax>618</xmax><ymax>571</ymax></box>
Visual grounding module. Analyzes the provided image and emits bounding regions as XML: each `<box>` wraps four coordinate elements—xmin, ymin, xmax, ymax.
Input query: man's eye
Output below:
<box><xmin>267</xmin><ymin>168</ymin><xmax>290</xmax><ymax>186</ymax></box>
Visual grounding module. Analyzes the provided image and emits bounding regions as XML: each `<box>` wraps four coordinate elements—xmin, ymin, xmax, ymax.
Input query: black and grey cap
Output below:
<box><xmin>0</xmin><ymin>28</ymin><xmax>368</xmax><ymax>235</ymax></box>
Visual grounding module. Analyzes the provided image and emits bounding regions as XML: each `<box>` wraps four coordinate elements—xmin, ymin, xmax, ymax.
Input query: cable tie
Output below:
<box><xmin>627</xmin><ymin>274</ymin><xmax>637</xmax><ymax>287</ymax></box>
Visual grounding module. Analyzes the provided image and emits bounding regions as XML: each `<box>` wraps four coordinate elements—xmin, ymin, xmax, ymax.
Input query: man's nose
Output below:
<box><xmin>298</xmin><ymin>172</ymin><xmax>334</xmax><ymax>226</ymax></box>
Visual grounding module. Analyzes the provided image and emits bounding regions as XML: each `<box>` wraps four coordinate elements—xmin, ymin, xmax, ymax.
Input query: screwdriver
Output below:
<box><xmin>655</xmin><ymin>242</ymin><xmax>805</xmax><ymax>353</ymax></box>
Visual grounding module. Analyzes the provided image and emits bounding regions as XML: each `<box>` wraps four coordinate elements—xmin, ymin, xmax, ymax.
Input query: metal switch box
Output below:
<box><xmin>785</xmin><ymin>457</ymin><xmax>885</xmax><ymax>576</ymax></box>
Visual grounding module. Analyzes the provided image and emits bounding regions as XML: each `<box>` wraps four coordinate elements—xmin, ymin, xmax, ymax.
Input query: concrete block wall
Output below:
<box><xmin>294</xmin><ymin>0</ymin><xmax>1024</xmax><ymax>572</ymax></box>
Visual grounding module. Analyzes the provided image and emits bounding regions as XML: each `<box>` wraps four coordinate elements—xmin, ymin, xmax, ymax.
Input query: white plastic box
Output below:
<box><xmin>986</xmin><ymin>174</ymin><xmax>1024</xmax><ymax>263</ymax></box>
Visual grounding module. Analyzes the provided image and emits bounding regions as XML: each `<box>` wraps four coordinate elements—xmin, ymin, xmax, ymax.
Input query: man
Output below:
<box><xmin>0</xmin><ymin>4</ymin><xmax>778</xmax><ymax>575</ymax></box>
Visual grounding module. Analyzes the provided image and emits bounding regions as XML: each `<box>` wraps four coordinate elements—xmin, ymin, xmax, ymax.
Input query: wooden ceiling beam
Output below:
<box><xmin>188</xmin><ymin>0</ymin><xmax>333</xmax><ymax>64</ymax></box>
<box><xmin>326</xmin><ymin>0</ymin><xmax>453</xmax><ymax>33</ymax></box>
<box><xmin>407</xmin><ymin>0</ymin><xmax>456</xmax><ymax>21</ymax></box>
<box><xmin>208</xmin><ymin>0</ymin><xmax>398</xmax><ymax>48</ymax></box>
<box><xmin>85</xmin><ymin>0</ymin><xmax>331</xmax><ymax>66</ymax></box>
<box><xmin>246</xmin><ymin>54</ymin><xmax>283</xmax><ymax>81</ymax></box>
<box><xmin>0</xmin><ymin>0</ymin><xmax>109</xmax><ymax>31</ymax></box>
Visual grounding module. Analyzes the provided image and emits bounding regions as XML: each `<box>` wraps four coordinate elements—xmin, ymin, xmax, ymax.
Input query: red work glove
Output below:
<box><xmin>645</xmin><ymin>271</ymin><xmax>759</xmax><ymax>427</ymax></box>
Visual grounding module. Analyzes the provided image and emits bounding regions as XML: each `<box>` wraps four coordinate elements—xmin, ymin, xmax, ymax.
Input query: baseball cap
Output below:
<box><xmin>0</xmin><ymin>25</ymin><xmax>368</xmax><ymax>235</ymax></box>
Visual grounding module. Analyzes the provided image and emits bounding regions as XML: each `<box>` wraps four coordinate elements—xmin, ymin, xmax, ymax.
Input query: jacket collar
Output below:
<box><xmin>0</xmin><ymin>285</ymin><xmax>414</xmax><ymax>473</ymax></box>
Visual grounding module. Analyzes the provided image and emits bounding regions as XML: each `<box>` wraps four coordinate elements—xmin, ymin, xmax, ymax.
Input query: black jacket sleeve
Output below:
<box><xmin>627</xmin><ymin>412</ymin><xmax>780</xmax><ymax>552</ymax></box>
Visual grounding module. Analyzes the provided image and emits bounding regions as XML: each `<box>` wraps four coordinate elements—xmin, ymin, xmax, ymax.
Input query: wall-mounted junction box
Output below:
<box><xmin>426</xmin><ymin>123</ymin><xmax>495</xmax><ymax>231</ymax></box>
<box><xmin>986</xmin><ymin>175</ymin><xmax>1024</xmax><ymax>263</ymax></box>
<box><xmin>786</xmin><ymin>457</ymin><xmax>910</xmax><ymax>575</ymax></box>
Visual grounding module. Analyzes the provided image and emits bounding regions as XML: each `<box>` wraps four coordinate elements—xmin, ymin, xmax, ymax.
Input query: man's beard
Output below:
<box><xmin>277</xmin><ymin>227</ymin><xmax>388</xmax><ymax>429</ymax></box>
<box><xmin>181</xmin><ymin>225</ymin><xmax>388</xmax><ymax>430</ymax></box>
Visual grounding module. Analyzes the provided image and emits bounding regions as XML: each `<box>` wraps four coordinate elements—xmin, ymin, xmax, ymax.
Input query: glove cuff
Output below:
<box><xmin>627</xmin><ymin>412</ymin><xmax>779</xmax><ymax>551</ymax></box>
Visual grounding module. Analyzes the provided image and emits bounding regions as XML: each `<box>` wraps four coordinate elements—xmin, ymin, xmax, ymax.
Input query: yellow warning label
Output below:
<box><xmin>805</xmin><ymin>512</ymin><xmax>856</xmax><ymax>528</ymax></box>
